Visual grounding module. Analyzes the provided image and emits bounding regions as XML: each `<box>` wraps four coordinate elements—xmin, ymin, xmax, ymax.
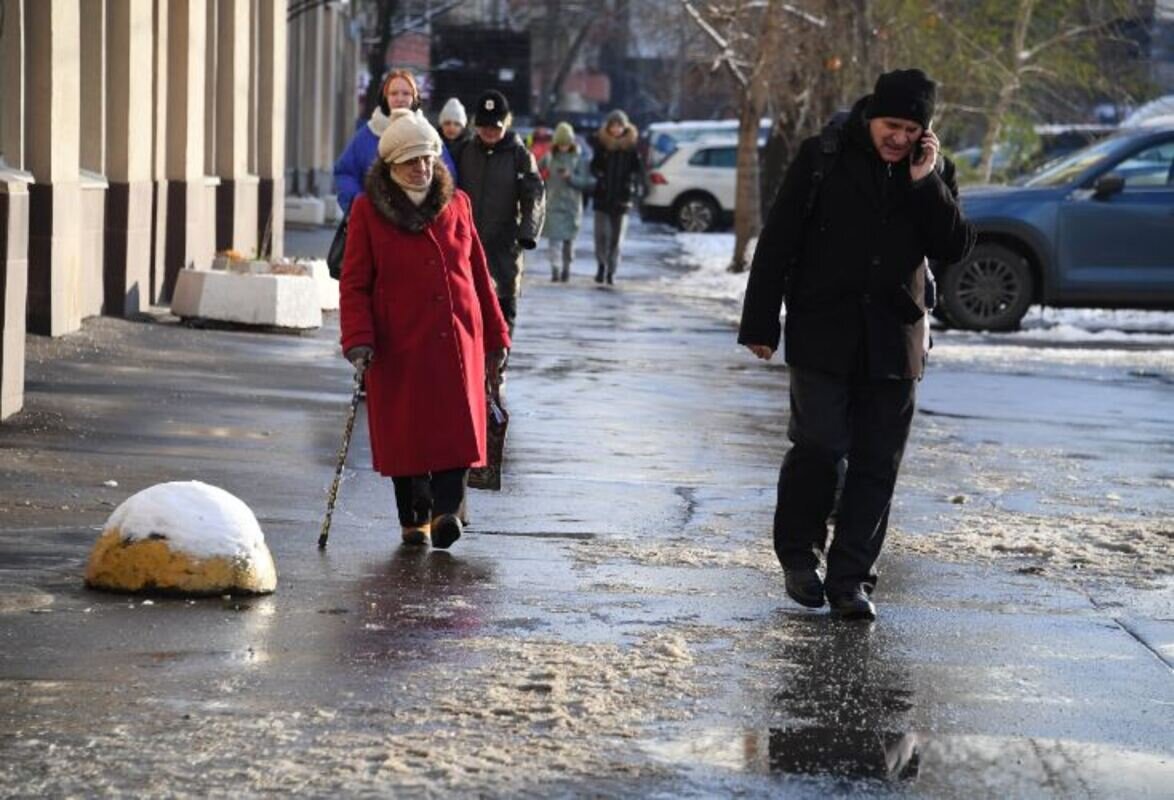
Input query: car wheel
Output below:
<box><xmin>674</xmin><ymin>195</ymin><xmax>719</xmax><ymax>232</ymax></box>
<box><xmin>941</xmin><ymin>243</ymin><xmax>1034</xmax><ymax>331</ymax></box>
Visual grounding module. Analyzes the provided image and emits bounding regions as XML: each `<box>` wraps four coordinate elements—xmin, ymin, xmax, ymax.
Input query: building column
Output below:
<box><xmin>0</xmin><ymin>174</ymin><xmax>30</xmax><ymax>420</ymax></box>
<box><xmin>299</xmin><ymin>7</ymin><xmax>325</xmax><ymax>195</ymax></box>
<box><xmin>104</xmin><ymin>0</ymin><xmax>154</xmax><ymax>317</ymax></box>
<box><xmin>162</xmin><ymin>0</ymin><xmax>208</xmax><ymax>300</ymax></box>
<box><xmin>316</xmin><ymin>7</ymin><xmax>337</xmax><ymax>196</ymax></box>
<box><xmin>257</xmin><ymin>0</ymin><xmax>286</xmax><ymax>258</ymax></box>
<box><xmin>149</xmin><ymin>0</ymin><xmax>169</xmax><ymax>304</ymax></box>
<box><xmin>213</xmin><ymin>0</ymin><xmax>258</xmax><ymax>256</ymax></box>
<box><xmin>1</xmin><ymin>0</ymin><xmax>30</xmax><ymax>421</ymax></box>
<box><xmin>25</xmin><ymin>0</ymin><xmax>83</xmax><ymax>337</ymax></box>
<box><xmin>79</xmin><ymin>0</ymin><xmax>107</xmax><ymax>322</ymax></box>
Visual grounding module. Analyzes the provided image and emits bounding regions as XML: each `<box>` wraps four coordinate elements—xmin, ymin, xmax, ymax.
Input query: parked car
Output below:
<box><xmin>934</xmin><ymin>123</ymin><xmax>1174</xmax><ymax>331</ymax></box>
<box><xmin>1122</xmin><ymin>95</ymin><xmax>1174</xmax><ymax>127</ymax></box>
<box><xmin>643</xmin><ymin>119</ymin><xmax>771</xmax><ymax>168</ymax></box>
<box><xmin>639</xmin><ymin>136</ymin><xmax>741</xmax><ymax>232</ymax></box>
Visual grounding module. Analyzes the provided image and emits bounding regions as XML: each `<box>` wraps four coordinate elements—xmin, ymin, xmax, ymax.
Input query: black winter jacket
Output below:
<box><xmin>590</xmin><ymin>124</ymin><xmax>644</xmax><ymax>214</ymax></box>
<box><xmin>739</xmin><ymin>97</ymin><xmax>975</xmax><ymax>380</ymax></box>
<box><xmin>456</xmin><ymin>131</ymin><xmax>546</xmax><ymax>298</ymax></box>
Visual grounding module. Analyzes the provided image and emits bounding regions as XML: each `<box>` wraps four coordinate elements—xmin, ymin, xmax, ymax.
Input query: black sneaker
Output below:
<box><xmin>430</xmin><ymin>514</ymin><xmax>463</xmax><ymax>550</ymax></box>
<box><xmin>828</xmin><ymin>587</ymin><xmax>876</xmax><ymax>622</ymax></box>
<box><xmin>783</xmin><ymin>568</ymin><xmax>825</xmax><ymax>608</ymax></box>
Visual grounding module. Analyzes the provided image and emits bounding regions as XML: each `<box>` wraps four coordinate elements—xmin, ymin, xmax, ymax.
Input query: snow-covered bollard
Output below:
<box><xmin>84</xmin><ymin>481</ymin><xmax>277</xmax><ymax>596</ymax></box>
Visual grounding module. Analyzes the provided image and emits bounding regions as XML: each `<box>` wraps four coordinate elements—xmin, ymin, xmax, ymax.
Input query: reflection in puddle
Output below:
<box><xmin>752</xmin><ymin>727</ymin><xmax>920</xmax><ymax>781</ymax></box>
<box><xmin>647</xmin><ymin>728</ymin><xmax>1173</xmax><ymax>795</ymax></box>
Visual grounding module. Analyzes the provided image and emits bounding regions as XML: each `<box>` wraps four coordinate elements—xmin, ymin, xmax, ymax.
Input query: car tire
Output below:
<box><xmin>674</xmin><ymin>194</ymin><xmax>720</xmax><ymax>233</ymax></box>
<box><xmin>940</xmin><ymin>243</ymin><xmax>1034</xmax><ymax>332</ymax></box>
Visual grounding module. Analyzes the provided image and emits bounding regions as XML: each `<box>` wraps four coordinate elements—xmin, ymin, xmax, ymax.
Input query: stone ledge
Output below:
<box><xmin>170</xmin><ymin>269</ymin><xmax>322</xmax><ymax>329</ymax></box>
<box><xmin>285</xmin><ymin>195</ymin><xmax>325</xmax><ymax>226</ymax></box>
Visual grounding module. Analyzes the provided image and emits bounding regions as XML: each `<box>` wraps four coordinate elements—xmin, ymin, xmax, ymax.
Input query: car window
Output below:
<box><xmin>1022</xmin><ymin>136</ymin><xmax>1122</xmax><ymax>187</ymax></box>
<box><xmin>1112</xmin><ymin>142</ymin><xmax>1174</xmax><ymax>188</ymax></box>
<box><xmin>708</xmin><ymin>147</ymin><xmax>737</xmax><ymax>167</ymax></box>
<box><xmin>688</xmin><ymin>147</ymin><xmax>736</xmax><ymax>168</ymax></box>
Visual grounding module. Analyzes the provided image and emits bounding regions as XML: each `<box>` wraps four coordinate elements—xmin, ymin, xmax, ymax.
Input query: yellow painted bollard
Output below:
<box><xmin>85</xmin><ymin>481</ymin><xmax>277</xmax><ymax>596</ymax></box>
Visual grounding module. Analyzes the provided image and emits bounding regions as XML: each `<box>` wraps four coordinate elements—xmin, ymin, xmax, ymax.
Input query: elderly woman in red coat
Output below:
<box><xmin>340</xmin><ymin>108</ymin><xmax>511</xmax><ymax>549</ymax></box>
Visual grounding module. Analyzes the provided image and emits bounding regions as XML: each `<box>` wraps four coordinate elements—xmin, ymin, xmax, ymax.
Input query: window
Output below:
<box><xmin>689</xmin><ymin>147</ymin><xmax>737</xmax><ymax>168</ymax></box>
<box><xmin>1113</xmin><ymin>141</ymin><xmax>1174</xmax><ymax>188</ymax></box>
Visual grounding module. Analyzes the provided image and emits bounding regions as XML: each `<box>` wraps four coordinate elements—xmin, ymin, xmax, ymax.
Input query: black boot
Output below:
<box><xmin>431</xmin><ymin>514</ymin><xmax>463</xmax><ymax>549</ymax></box>
<box><xmin>828</xmin><ymin>586</ymin><xmax>876</xmax><ymax>621</ymax></box>
<box><xmin>783</xmin><ymin>568</ymin><xmax>825</xmax><ymax>608</ymax></box>
<box><xmin>594</xmin><ymin>265</ymin><xmax>605</xmax><ymax>284</ymax></box>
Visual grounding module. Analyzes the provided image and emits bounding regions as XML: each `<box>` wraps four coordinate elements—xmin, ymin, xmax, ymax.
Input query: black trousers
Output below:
<box><xmin>773</xmin><ymin>367</ymin><xmax>916</xmax><ymax>595</ymax></box>
<box><xmin>497</xmin><ymin>295</ymin><xmax>517</xmax><ymax>337</ymax></box>
<box><xmin>391</xmin><ymin>468</ymin><xmax>468</xmax><ymax>527</ymax></box>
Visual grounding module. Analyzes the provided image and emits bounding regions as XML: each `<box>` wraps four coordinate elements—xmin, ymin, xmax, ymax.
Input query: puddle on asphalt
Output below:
<box><xmin>645</xmin><ymin>728</ymin><xmax>1173</xmax><ymax>795</ymax></box>
<box><xmin>478</xmin><ymin>530</ymin><xmax>598</xmax><ymax>540</ymax></box>
<box><xmin>166</xmin><ymin>425</ymin><xmax>273</xmax><ymax>440</ymax></box>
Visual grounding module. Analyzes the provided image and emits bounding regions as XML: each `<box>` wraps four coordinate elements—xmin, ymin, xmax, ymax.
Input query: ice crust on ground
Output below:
<box><xmin>0</xmin><ymin>630</ymin><xmax>713</xmax><ymax>797</ymax></box>
<box><xmin>106</xmin><ymin>481</ymin><xmax>269</xmax><ymax>560</ymax></box>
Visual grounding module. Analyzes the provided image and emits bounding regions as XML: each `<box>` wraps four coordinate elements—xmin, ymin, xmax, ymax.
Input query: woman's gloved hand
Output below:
<box><xmin>345</xmin><ymin>345</ymin><xmax>374</xmax><ymax>374</ymax></box>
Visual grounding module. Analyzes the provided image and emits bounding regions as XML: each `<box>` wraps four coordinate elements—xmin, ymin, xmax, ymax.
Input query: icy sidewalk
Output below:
<box><xmin>0</xmin><ymin>217</ymin><xmax>1171</xmax><ymax>796</ymax></box>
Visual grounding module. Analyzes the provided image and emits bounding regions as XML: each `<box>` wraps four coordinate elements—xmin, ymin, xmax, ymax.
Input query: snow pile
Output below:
<box><xmin>661</xmin><ymin>232</ymin><xmax>749</xmax><ymax>315</ymax></box>
<box><xmin>85</xmin><ymin>481</ymin><xmax>277</xmax><ymax>596</ymax></box>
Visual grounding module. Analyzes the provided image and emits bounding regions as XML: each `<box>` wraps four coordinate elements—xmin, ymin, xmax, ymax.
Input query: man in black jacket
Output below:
<box><xmin>456</xmin><ymin>90</ymin><xmax>546</xmax><ymax>334</ymax></box>
<box><xmin>739</xmin><ymin>69</ymin><xmax>975</xmax><ymax>621</ymax></box>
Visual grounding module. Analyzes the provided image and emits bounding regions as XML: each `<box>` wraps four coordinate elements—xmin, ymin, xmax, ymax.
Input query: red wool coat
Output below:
<box><xmin>339</xmin><ymin>166</ymin><xmax>510</xmax><ymax>477</ymax></box>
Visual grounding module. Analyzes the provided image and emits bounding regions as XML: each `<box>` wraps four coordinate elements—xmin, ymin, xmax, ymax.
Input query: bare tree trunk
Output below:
<box><xmin>540</xmin><ymin>10</ymin><xmax>602</xmax><ymax>118</ymax></box>
<box><xmin>979</xmin><ymin>0</ymin><xmax>1034</xmax><ymax>182</ymax></box>
<box><xmin>729</xmin><ymin>0</ymin><xmax>781</xmax><ymax>272</ymax></box>
<box><xmin>730</xmin><ymin>98</ymin><xmax>763</xmax><ymax>272</ymax></box>
<box><xmin>851</xmin><ymin>0</ymin><xmax>874</xmax><ymax>97</ymax></box>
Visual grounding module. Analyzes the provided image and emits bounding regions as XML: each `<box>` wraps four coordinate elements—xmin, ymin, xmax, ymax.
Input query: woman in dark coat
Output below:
<box><xmin>589</xmin><ymin>109</ymin><xmax>644</xmax><ymax>285</ymax></box>
<box><xmin>340</xmin><ymin>109</ymin><xmax>511</xmax><ymax>549</ymax></box>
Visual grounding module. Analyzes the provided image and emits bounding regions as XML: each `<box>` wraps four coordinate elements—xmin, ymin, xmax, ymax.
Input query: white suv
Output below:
<box><xmin>640</xmin><ymin>137</ymin><xmax>739</xmax><ymax>232</ymax></box>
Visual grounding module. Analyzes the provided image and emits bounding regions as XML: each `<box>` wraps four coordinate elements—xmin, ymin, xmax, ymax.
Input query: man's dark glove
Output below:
<box><xmin>517</xmin><ymin>238</ymin><xmax>537</xmax><ymax>251</ymax></box>
<box><xmin>486</xmin><ymin>348</ymin><xmax>507</xmax><ymax>394</ymax></box>
<box><xmin>345</xmin><ymin>345</ymin><xmax>374</xmax><ymax>374</ymax></box>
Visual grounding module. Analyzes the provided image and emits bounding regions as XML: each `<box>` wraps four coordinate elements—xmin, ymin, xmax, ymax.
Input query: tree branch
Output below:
<box><xmin>680</xmin><ymin>0</ymin><xmax>748</xmax><ymax>87</ymax></box>
<box><xmin>1021</xmin><ymin>18</ymin><xmax>1121</xmax><ymax>63</ymax></box>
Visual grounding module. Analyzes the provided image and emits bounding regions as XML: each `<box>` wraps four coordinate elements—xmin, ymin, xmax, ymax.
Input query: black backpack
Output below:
<box><xmin>802</xmin><ymin>110</ymin><xmax>850</xmax><ymax>223</ymax></box>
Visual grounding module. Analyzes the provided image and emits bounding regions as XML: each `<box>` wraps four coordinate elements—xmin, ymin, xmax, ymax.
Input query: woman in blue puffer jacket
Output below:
<box><xmin>334</xmin><ymin>69</ymin><xmax>457</xmax><ymax>214</ymax></box>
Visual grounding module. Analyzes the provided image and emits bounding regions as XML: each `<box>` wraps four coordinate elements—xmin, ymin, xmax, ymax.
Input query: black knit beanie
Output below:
<box><xmin>865</xmin><ymin>69</ymin><xmax>936</xmax><ymax>127</ymax></box>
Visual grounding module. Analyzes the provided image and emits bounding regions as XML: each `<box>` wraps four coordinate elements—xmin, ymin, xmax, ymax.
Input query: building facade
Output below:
<box><xmin>0</xmin><ymin>0</ymin><xmax>287</xmax><ymax>421</ymax></box>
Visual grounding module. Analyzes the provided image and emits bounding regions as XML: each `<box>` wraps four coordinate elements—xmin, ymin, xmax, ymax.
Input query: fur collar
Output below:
<box><xmin>363</xmin><ymin>161</ymin><xmax>454</xmax><ymax>233</ymax></box>
<box><xmin>595</xmin><ymin>123</ymin><xmax>638</xmax><ymax>152</ymax></box>
<box><xmin>367</xmin><ymin>105</ymin><xmax>391</xmax><ymax>136</ymax></box>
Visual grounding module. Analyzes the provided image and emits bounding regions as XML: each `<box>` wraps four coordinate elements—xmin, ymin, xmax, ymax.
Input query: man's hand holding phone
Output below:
<box><xmin>910</xmin><ymin>127</ymin><xmax>939</xmax><ymax>182</ymax></box>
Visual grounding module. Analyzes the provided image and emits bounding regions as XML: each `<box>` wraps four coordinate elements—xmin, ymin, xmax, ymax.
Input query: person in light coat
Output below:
<box><xmin>339</xmin><ymin>109</ymin><xmax>511</xmax><ymax>550</ymax></box>
<box><xmin>537</xmin><ymin>122</ymin><xmax>594</xmax><ymax>282</ymax></box>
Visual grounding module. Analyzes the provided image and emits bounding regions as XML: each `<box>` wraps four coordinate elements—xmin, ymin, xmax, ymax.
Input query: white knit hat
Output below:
<box><xmin>438</xmin><ymin>97</ymin><xmax>467</xmax><ymax>127</ymax></box>
<box><xmin>377</xmin><ymin>108</ymin><xmax>442</xmax><ymax>164</ymax></box>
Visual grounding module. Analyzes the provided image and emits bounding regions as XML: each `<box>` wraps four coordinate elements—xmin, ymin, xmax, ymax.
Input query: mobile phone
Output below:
<box><xmin>912</xmin><ymin>128</ymin><xmax>931</xmax><ymax>165</ymax></box>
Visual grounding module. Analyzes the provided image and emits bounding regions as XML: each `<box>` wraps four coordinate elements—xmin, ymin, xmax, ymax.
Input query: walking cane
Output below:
<box><xmin>318</xmin><ymin>366</ymin><xmax>365</xmax><ymax>549</ymax></box>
